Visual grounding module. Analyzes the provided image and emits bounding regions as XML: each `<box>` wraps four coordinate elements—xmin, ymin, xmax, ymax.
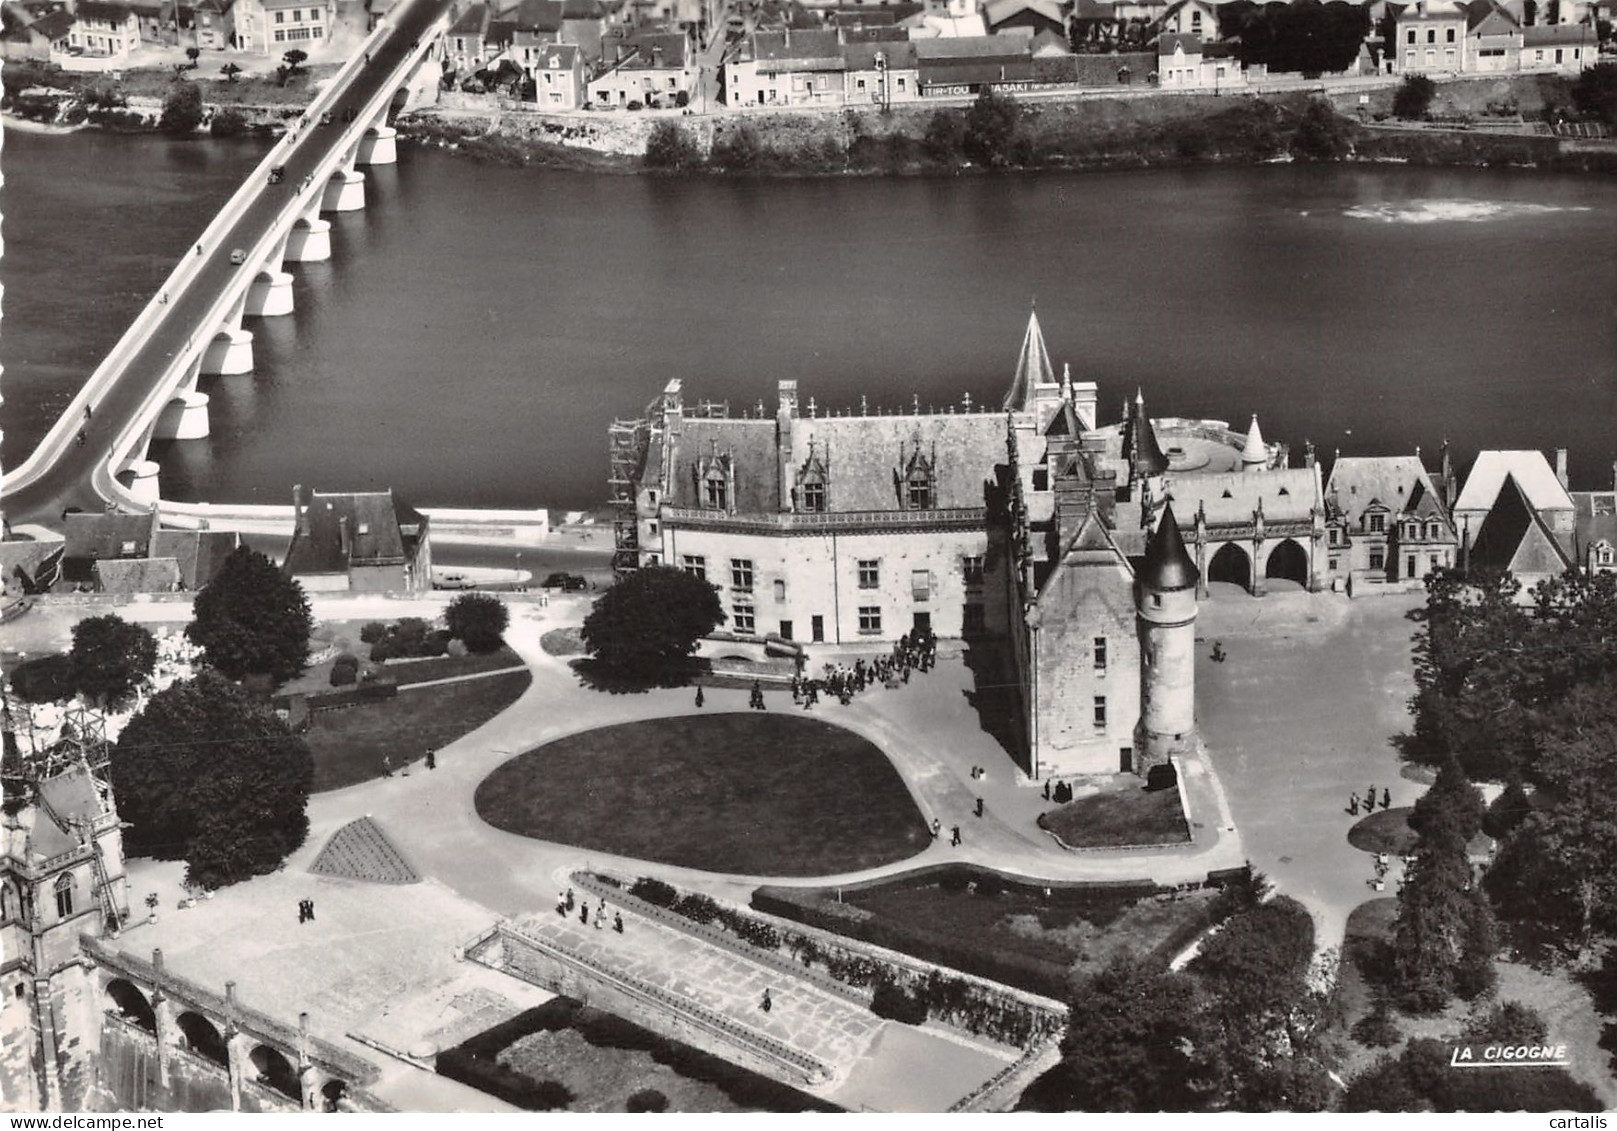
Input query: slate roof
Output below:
<box><xmin>30</xmin><ymin>6</ymin><xmax>71</xmax><ymax>34</ymax></box>
<box><xmin>75</xmin><ymin>0</ymin><xmax>134</xmax><ymax>22</ymax></box>
<box><xmin>26</xmin><ymin>767</ymin><xmax>107</xmax><ymax>861</ymax></box>
<box><xmin>1469</xmin><ymin>473</ymin><xmax>1573</xmax><ymax>576</ymax></box>
<box><xmin>1167</xmin><ymin>466</ymin><xmax>1320</xmax><ymax>527</ymax></box>
<box><xmin>1465</xmin><ymin>0</ymin><xmax>1519</xmax><ymax>32</ymax></box>
<box><xmin>1004</xmin><ymin>308</ymin><xmax>1055</xmax><ymax>411</ymax></box>
<box><xmin>843</xmin><ymin>39</ymin><xmax>918</xmax><ymax>68</ymax></box>
<box><xmin>747</xmin><ymin>28</ymin><xmax>841</xmax><ymax>68</ymax></box>
<box><xmin>535</xmin><ymin>42</ymin><xmax>578</xmax><ymax>67</ymax></box>
<box><xmin>1158</xmin><ymin>30</ymin><xmax>1201</xmax><ymax>54</ymax></box>
<box><xmin>151</xmin><ymin>528</ymin><xmax>241</xmax><ymax>589</ymax></box>
<box><xmin>1123</xmin><ymin>394</ymin><xmax>1169</xmax><ymax>477</ymax></box>
<box><xmin>93</xmin><ymin>556</ymin><xmax>182</xmax><ymax>594</ymax></box>
<box><xmin>983</xmin><ymin>0</ymin><xmax>1065</xmax><ymax>28</ymax></box>
<box><xmin>667</xmin><ymin>418</ymin><xmax>782</xmax><ymax>513</ymax></box>
<box><xmin>514</xmin><ymin>0</ymin><xmax>562</xmax><ymax>31</ymax></box>
<box><xmin>1141</xmin><ymin>502</ymin><xmax>1198</xmax><ymax>590</ymax></box>
<box><xmin>790</xmin><ymin>413</ymin><xmax>1005</xmax><ymax>511</ymax></box>
<box><xmin>1453</xmin><ymin>450</ymin><xmax>1574</xmax><ymax>518</ymax></box>
<box><xmin>484</xmin><ymin>18</ymin><xmax>515</xmax><ymax>48</ymax></box>
<box><xmin>449</xmin><ymin>4</ymin><xmax>487</xmax><ymax>34</ymax></box>
<box><xmin>61</xmin><ymin>512</ymin><xmax>158</xmax><ymax>584</ymax></box>
<box><xmin>913</xmin><ymin>33</ymin><xmax>1028</xmax><ymax>59</ymax></box>
<box><xmin>284</xmin><ymin>490</ymin><xmax>427</xmax><ymax>575</ymax></box>
<box><xmin>1325</xmin><ymin>455</ymin><xmax>1449</xmax><ymax>529</ymax></box>
<box><xmin>1571</xmin><ymin>490</ymin><xmax>1617</xmax><ymax>561</ymax></box>
<box><xmin>1522</xmin><ymin>22</ymin><xmax>1595</xmax><ymax>44</ymax></box>
<box><xmin>614</xmin><ymin>31</ymin><xmax>688</xmax><ymax>68</ymax></box>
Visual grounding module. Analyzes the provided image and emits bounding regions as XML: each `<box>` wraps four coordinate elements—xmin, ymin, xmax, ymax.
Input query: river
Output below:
<box><xmin>4</xmin><ymin>128</ymin><xmax>1615</xmax><ymax>511</ymax></box>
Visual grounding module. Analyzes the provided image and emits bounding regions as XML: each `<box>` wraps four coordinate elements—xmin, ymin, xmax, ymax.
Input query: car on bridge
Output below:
<box><xmin>229</xmin><ymin>248</ymin><xmax>247</xmax><ymax>265</ymax></box>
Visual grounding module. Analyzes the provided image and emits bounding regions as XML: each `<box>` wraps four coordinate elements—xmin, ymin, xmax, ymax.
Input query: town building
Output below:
<box><xmin>1466</xmin><ymin>0</ymin><xmax>1522</xmax><ymax>71</ymax></box>
<box><xmin>842</xmin><ymin>39</ymin><xmax>919</xmax><ymax>103</ymax></box>
<box><xmin>57</xmin><ymin>511</ymin><xmax>242</xmax><ymax>594</ymax></box>
<box><xmin>1395</xmin><ymin>0</ymin><xmax>1468</xmax><ymax>72</ymax></box>
<box><xmin>1158</xmin><ymin>0</ymin><xmax>1219</xmax><ymax>38</ymax></box>
<box><xmin>1156</xmin><ymin>32</ymin><xmax>1257</xmax><ymax>90</ymax></box>
<box><xmin>230</xmin><ymin>0</ymin><xmax>333</xmax><ymax>53</ymax></box>
<box><xmin>1569</xmin><ymin>464</ymin><xmax>1617</xmax><ymax>576</ymax></box>
<box><xmin>1465</xmin><ymin>471</ymin><xmax>1574</xmax><ymax>589</ymax></box>
<box><xmin>587</xmin><ymin>29</ymin><xmax>695</xmax><ymax>106</ymax></box>
<box><xmin>282</xmin><ymin>486</ymin><xmax>432</xmax><ymax>593</ymax></box>
<box><xmin>445</xmin><ymin>1</ymin><xmax>491</xmax><ymax>71</ymax></box>
<box><xmin>1451</xmin><ymin>448</ymin><xmax>1575</xmax><ymax>548</ymax></box>
<box><xmin>1322</xmin><ymin>453</ymin><xmax>1458</xmax><ymax>593</ymax></box>
<box><xmin>725</xmin><ymin>28</ymin><xmax>843</xmax><ymax>106</ymax></box>
<box><xmin>914</xmin><ymin>33</ymin><xmax>1034</xmax><ymax>93</ymax></box>
<box><xmin>57</xmin><ymin>0</ymin><xmax>142</xmax><ymax>65</ymax></box>
<box><xmin>532</xmin><ymin>41</ymin><xmax>585</xmax><ymax>105</ymax></box>
<box><xmin>1</xmin><ymin>4</ymin><xmax>70</xmax><ymax>61</ymax></box>
<box><xmin>1519</xmin><ymin>20</ymin><xmax>1597</xmax><ymax>70</ymax></box>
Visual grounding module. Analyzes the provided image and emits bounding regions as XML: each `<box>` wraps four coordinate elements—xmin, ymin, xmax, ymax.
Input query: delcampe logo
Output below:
<box><xmin>1448</xmin><ymin>1043</ymin><xmax>1572</xmax><ymax>1068</ymax></box>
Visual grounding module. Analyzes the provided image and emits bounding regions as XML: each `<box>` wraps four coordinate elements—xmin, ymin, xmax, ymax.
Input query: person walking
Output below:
<box><xmin>761</xmin><ymin>988</ymin><xmax>772</xmax><ymax>1013</ymax></box>
<box><xmin>930</xmin><ymin>818</ymin><xmax>941</xmax><ymax>840</ymax></box>
<box><xmin>950</xmin><ymin>825</ymin><xmax>961</xmax><ymax>847</ymax></box>
<box><xmin>426</xmin><ymin>749</ymin><xmax>436</xmax><ymax>770</ymax></box>
<box><xmin>1381</xmin><ymin>787</ymin><xmax>1391</xmax><ymax>810</ymax></box>
<box><xmin>695</xmin><ymin>685</ymin><xmax>705</xmax><ymax>708</ymax></box>
<box><xmin>305</xmin><ymin>899</ymin><xmax>315</xmax><ymax>921</ymax></box>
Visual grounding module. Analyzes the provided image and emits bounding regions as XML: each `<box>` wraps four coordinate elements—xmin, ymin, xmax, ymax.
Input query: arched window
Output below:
<box><xmin>54</xmin><ymin>872</ymin><xmax>76</xmax><ymax>920</ymax></box>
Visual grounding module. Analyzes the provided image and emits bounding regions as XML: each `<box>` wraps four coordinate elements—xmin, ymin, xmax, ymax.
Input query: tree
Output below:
<box><xmin>1392</xmin><ymin>74</ymin><xmax>1436</xmax><ymax>120</ymax></box>
<box><xmin>963</xmin><ymin>87</ymin><xmax>1020</xmax><ymax>167</ymax></box>
<box><xmin>1232</xmin><ymin>0</ymin><xmax>1369</xmax><ymax>76</ymax></box>
<box><xmin>1392</xmin><ymin>828</ymin><xmax>1474</xmax><ymax>1011</ymax></box>
<box><xmin>923</xmin><ymin>109</ymin><xmax>965</xmax><ymax>163</ymax></box>
<box><xmin>69</xmin><ymin>614</ymin><xmax>157</xmax><ymax>708</ymax></box>
<box><xmin>444</xmin><ymin>592</ymin><xmax>509</xmax><ymax>654</ymax></box>
<box><xmin>581</xmin><ymin>566</ymin><xmax>724</xmax><ymax>675</ymax></box>
<box><xmin>644</xmin><ymin>120</ymin><xmax>702</xmax><ymax>170</ymax></box>
<box><xmin>1289</xmin><ymin>98</ymin><xmax>1351</xmax><ymax>161</ymax></box>
<box><xmin>1463</xmin><ymin>1000</ymin><xmax>1547</xmax><ymax>1047</ymax></box>
<box><xmin>710</xmin><ymin>122</ymin><xmax>763</xmax><ymax>169</ymax></box>
<box><xmin>1571</xmin><ymin>62</ymin><xmax>1617</xmax><ymax>127</ymax></box>
<box><xmin>159</xmin><ymin>82</ymin><xmax>204</xmax><ymax>134</ymax></box>
<box><xmin>1018</xmin><ymin>956</ymin><xmax>1211</xmax><ymax>1111</ymax></box>
<box><xmin>110</xmin><ymin>673</ymin><xmax>312</xmax><ymax>889</ymax></box>
<box><xmin>283</xmin><ymin>48</ymin><xmax>308</xmax><ymax>73</ymax></box>
<box><xmin>186</xmin><ymin>546</ymin><xmax>313</xmax><ymax>685</ymax></box>
<box><xmin>185</xmin><ymin>46</ymin><xmax>201</xmax><ymax>68</ymax></box>
<box><xmin>220</xmin><ymin>62</ymin><xmax>242</xmax><ymax>83</ymax></box>
<box><xmin>1407</xmin><ymin>758</ymin><xmax>1483</xmax><ymax>845</ymax></box>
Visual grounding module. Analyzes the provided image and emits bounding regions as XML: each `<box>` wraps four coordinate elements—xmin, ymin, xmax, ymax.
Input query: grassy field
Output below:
<box><xmin>1347</xmin><ymin>807</ymin><xmax>1418</xmax><ymax>855</ymax></box>
<box><xmin>1037</xmin><ymin>782</ymin><xmax>1190</xmax><ymax>848</ymax></box>
<box><xmin>473</xmin><ymin>713</ymin><xmax>929</xmax><ymax>876</ymax></box>
<box><xmin>304</xmin><ymin>670</ymin><xmax>530</xmax><ymax>792</ymax></box>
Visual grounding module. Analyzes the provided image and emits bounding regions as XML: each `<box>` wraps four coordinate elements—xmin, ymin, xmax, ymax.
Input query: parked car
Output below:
<box><xmin>434</xmin><ymin>571</ymin><xmax>476</xmax><ymax>589</ymax></box>
<box><xmin>542</xmin><ymin>572</ymin><xmax>588</xmax><ymax>591</ymax></box>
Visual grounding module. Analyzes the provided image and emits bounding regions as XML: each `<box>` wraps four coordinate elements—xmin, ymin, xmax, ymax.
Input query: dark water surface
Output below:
<box><xmin>5</xmin><ymin>129</ymin><xmax>1615</xmax><ymax>510</ymax></box>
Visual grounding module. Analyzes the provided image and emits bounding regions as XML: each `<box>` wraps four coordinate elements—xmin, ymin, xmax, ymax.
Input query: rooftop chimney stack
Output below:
<box><xmin>338</xmin><ymin>515</ymin><xmax>352</xmax><ymax>557</ymax></box>
<box><xmin>294</xmin><ymin>484</ymin><xmax>308</xmax><ymax>536</ymax></box>
<box><xmin>1555</xmin><ymin>448</ymin><xmax>1569</xmax><ymax>489</ymax></box>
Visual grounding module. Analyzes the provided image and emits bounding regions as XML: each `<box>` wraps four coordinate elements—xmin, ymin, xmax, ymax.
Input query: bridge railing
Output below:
<box><xmin>3</xmin><ymin>8</ymin><xmax>440</xmax><ymax>508</ymax></box>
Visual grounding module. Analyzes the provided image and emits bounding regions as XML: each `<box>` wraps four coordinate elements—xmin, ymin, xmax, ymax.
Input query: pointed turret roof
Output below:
<box><xmin>1141</xmin><ymin>502</ymin><xmax>1198</xmax><ymax>591</ymax></box>
<box><xmin>1241</xmin><ymin>414</ymin><xmax>1267</xmax><ymax>468</ymax></box>
<box><xmin>1125</xmin><ymin>389</ymin><xmax>1170</xmax><ymax>477</ymax></box>
<box><xmin>1003</xmin><ymin>308</ymin><xmax>1055</xmax><ymax>412</ymax></box>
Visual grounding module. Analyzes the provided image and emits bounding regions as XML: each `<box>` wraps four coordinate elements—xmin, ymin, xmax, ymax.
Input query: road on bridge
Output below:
<box><xmin>2</xmin><ymin>0</ymin><xmax>453</xmax><ymax>529</ymax></box>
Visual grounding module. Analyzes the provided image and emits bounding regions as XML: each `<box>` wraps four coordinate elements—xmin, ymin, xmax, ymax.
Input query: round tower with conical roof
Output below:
<box><xmin>1136</xmin><ymin>502</ymin><xmax>1200</xmax><ymax>772</ymax></box>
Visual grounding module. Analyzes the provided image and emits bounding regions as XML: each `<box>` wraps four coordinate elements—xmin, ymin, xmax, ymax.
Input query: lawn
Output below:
<box><xmin>1037</xmin><ymin>783</ymin><xmax>1190</xmax><ymax>848</ymax></box>
<box><xmin>473</xmin><ymin>714</ymin><xmax>929</xmax><ymax>876</ymax></box>
<box><xmin>1347</xmin><ymin>807</ymin><xmax>1418</xmax><ymax>856</ymax></box>
<box><xmin>304</xmin><ymin>670</ymin><xmax>531</xmax><ymax>792</ymax></box>
<box><xmin>279</xmin><ymin>620</ymin><xmax>522</xmax><ymax>698</ymax></box>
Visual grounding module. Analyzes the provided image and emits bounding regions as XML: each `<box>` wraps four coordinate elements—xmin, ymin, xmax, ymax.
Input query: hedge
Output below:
<box><xmin>303</xmin><ymin>678</ymin><xmax>398</xmax><ymax>712</ymax></box>
<box><xmin>435</xmin><ymin>1047</ymin><xmax>573</xmax><ymax>1110</ymax></box>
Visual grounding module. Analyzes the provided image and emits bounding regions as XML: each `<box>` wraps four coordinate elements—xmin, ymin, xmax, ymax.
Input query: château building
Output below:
<box><xmin>612</xmin><ymin>310</ymin><xmax>1326</xmax><ymax>779</ymax></box>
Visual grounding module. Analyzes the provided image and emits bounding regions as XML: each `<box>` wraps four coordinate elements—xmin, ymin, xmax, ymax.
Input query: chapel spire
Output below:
<box><xmin>1004</xmin><ymin>306</ymin><xmax>1055</xmax><ymax>412</ymax></box>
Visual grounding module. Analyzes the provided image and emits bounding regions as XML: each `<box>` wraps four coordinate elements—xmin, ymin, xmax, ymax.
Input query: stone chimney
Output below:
<box><xmin>1555</xmin><ymin>448</ymin><xmax>1569</xmax><ymax>489</ymax></box>
<box><xmin>652</xmin><ymin>42</ymin><xmax>664</xmax><ymax>65</ymax></box>
<box><xmin>293</xmin><ymin>484</ymin><xmax>308</xmax><ymax>536</ymax></box>
<box><xmin>338</xmin><ymin>515</ymin><xmax>351</xmax><ymax>557</ymax></box>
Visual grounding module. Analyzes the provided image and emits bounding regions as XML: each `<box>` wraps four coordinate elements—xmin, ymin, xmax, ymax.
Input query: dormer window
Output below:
<box><xmin>798</xmin><ymin>446</ymin><xmax>828</xmax><ymax>513</ymax></box>
<box><xmin>1369</xmin><ymin>513</ymin><xmax>1385</xmax><ymax>534</ymax></box>
<box><xmin>907</xmin><ymin>468</ymin><xmax>932</xmax><ymax>510</ymax></box>
<box><xmin>705</xmin><ymin>472</ymin><xmax>726</xmax><ymax>509</ymax></box>
<box><xmin>802</xmin><ymin>480</ymin><xmax>826</xmax><ymax>512</ymax></box>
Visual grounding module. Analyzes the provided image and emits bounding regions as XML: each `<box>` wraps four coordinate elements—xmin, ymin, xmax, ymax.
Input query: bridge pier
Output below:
<box><xmin>121</xmin><ymin>459</ymin><xmax>162</xmax><ymax>507</ymax></box>
<box><xmin>201</xmin><ymin>326</ymin><xmax>255</xmax><ymax>376</ymax></box>
<box><xmin>155</xmin><ymin>389</ymin><xmax>211</xmax><ymax>441</ymax></box>
<box><xmin>321</xmin><ymin>169</ymin><xmax>366</xmax><ymax>213</ymax></box>
<box><xmin>284</xmin><ymin>214</ymin><xmax>332</xmax><ymax>263</ymax></box>
<box><xmin>356</xmin><ymin>125</ymin><xmax>397</xmax><ymax>166</ymax></box>
<box><xmin>245</xmin><ymin>270</ymin><xmax>295</xmax><ymax>317</ymax></box>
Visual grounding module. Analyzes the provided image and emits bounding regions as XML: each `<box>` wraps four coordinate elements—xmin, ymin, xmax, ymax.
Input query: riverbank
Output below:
<box><xmin>394</xmin><ymin>72</ymin><xmax>1616</xmax><ymax>178</ymax></box>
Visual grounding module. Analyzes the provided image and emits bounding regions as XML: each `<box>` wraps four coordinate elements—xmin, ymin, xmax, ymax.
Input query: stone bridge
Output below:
<box><xmin>81</xmin><ymin>937</ymin><xmax>383</xmax><ymax>1113</ymax></box>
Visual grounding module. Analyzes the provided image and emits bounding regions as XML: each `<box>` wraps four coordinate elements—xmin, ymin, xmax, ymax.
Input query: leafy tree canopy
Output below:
<box><xmin>1572</xmin><ymin>62</ymin><xmax>1617</xmax><ymax>128</ymax></box>
<box><xmin>444</xmin><ymin>592</ymin><xmax>510</xmax><ymax>654</ymax></box>
<box><xmin>159</xmin><ymin>83</ymin><xmax>204</xmax><ymax>134</ymax></box>
<box><xmin>1393</xmin><ymin>74</ymin><xmax>1437</xmax><ymax>120</ymax></box>
<box><xmin>110</xmin><ymin>672</ymin><xmax>312</xmax><ymax>889</ymax></box>
<box><xmin>963</xmin><ymin>87</ymin><xmax>1021</xmax><ymax>167</ymax></box>
<box><xmin>581</xmin><ymin>566</ymin><xmax>725</xmax><ymax>674</ymax></box>
<box><xmin>644</xmin><ymin>121</ymin><xmax>703</xmax><ymax>170</ymax></box>
<box><xmin>1232</xmin><ymin>0</ymin><xmax>1370</xmax><ymax>76</ymax></box>
<box><xmin>186</xmin><ymin>546</ymin><xmax>313</xmax><ymax>685</ymax></box>
<box><xmin>70</xmin><ymin>613</ymin><xmax>157</xmax><ymax>708</ymax></box>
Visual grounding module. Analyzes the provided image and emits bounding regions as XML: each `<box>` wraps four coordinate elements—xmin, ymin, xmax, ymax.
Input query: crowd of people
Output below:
<box><xmin>556</xmin><ymin>886</ymin><xmax>624</xmax><ymax>933</ymax></box>
<box><xmin>788</xmin><ymin>628</ymin><xmax>939</xmax><ymax>709</ymax></box>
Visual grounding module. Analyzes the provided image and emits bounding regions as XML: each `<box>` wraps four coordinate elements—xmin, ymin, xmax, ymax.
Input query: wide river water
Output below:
<box><xmin>4</xmin><ymin>129</ymin><xmax>1615</xmax><ymax>510</ymax></box>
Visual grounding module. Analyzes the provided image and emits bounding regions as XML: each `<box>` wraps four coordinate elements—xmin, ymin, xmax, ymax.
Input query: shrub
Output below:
<box><xmin>209</xmin><ymin>107</ymin><xmax>248</xmax><ymax>137</ymax></box>
<box><xmin>938</xmin><ymin>870</ymin><xmax>970</xmax><ymax>893</ymax></box>
<box><xmin>1290</xmin><ymin>98</ymin><xmax>1352</xmax><ymax>161</ymax></box>
<box><xmin>11</xmin><ymin>654</ymin><xmax>78</xmax><ymax>703</ymax></box>
<box><xmin>447</xmin><ymin>638</ymin><xmax>469</xmax><ymax>658</ymax></box>
<box><xmin>627</xmin><ymin>99</ymin><xmax>644</xmax><ymax>111</ymax></box>
<box><xmin>330</xmin><ymin>654</ymin><xmax>359</xmax><ymax>686</ymax></box>
<box><xmin>160</xmin><ymin>83</ymin><xmax>204</xmax><ymax>134</ymax></box>
<box><xmin>963</xmin><ymin>88</ymin><xmax>1020</xmax><ymax>167</ymax></box>
<box><xmin>870</xmin><ymin>979</ymin><xmax>929</xmax><ymax>1025</ymax></box>
<box><xmin>1351</xmin><ymin>1001</ymin><xmax>1401</xmax><ymax>1048</ymax></box>
<box><xmin>626</xmin><ymin>1088</ymin><xmax>669</xmax><ymax>1112</ymax></box>
<box><xmin>675</xmin><ymin>892</ymin><xmax>720</xmax><ymax>924</ymax></box>
<box><xmin>631</xmin><ymin>877</ymin><xmax>678</xmax><ymax>907</ymax></box>
<box><xmin>1393</xmin><ymin>74</ymin><xmax>1437</xmax><ymax>120</ymax></box>
<box><xmin>395</xmin><ymin>618</ymin><xmax>430</xmax><ymax>648</ymax></box>
<box><xmin>436</xmin><ymin>1047</ymin><xmax>574</xmax><ymax>1110</ymax></box>
<box><xmin>359</xmin><ymin>621</ymin><xmax>389</xmax><ymax>645</ymax></box>
<box><xmin>710</xmin><ymin>122</ymin><xmax>763</xmax><ymax>169</ymax></box>
<box><xmin>640</xmin><ymin>122</ymin><xmax>698</xmax><ymax>172</ymax></box>
<box><xmin>369</xmin><ymin>639</ymin><xmax>395</xmax><ymax>663</ymax></box>
<box><xmin>445</xmin><ymin>593</ymin><xmax>509</xmax><ymax>653</ymax></box>
<box><xmin>974</xmin><ymin>874</ymin><xmax>1003</xmax><ymax>898</ymax></box>
<box><xmin>1052</xmin><ymin>780</ymin><xmax>1073</xmax><ymax>804</ymax></box>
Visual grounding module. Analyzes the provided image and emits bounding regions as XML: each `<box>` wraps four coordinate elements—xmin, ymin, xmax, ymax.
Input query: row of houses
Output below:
<box><xmin>1</xmin><ymin>0</ymin><xmax>335</xmax><ymax>63</ymax></box>
<box><xmin>0</xmin><ymin>488</ymin><xmax>433</xmax><ymax>599</ymax></box>
<box><xmin>1395</xmin><ymin>0</ymin><xmax>1599</xmax><ymax>76</ymax></box>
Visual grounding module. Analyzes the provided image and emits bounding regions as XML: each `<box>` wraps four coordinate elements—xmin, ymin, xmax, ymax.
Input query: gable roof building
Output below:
<box><xmin>283</xmin><ymin>487</ymin><xmax>432</xmax><ymax>593</ymax></box>
<box><xmin>1467</xmin><ymin>472</ymin><xmax>1574</xmax><ymax>587</ymax></box>
<box><xmin>1453</xmin><ymin>449</ymin><xmax>1574</xmax><ymax>544</ymax></box>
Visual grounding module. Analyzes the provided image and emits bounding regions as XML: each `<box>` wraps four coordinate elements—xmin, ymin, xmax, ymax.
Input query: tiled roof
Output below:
<box><xmin>913</xmin><ymin>33</ymin><xmax>1028</xmax><ymax>58</ymax></box>
<box><xmin>514</xmin><ymin>0</ymin><xmax>562</xmax><ymax>31</ymax></box>
<box><xmin>61</xmin><ymin>511</ymin><xmax>158</xmax><ymax>583</ymax></box>
<box><xmin>94</xmin><ymin>556</ymin><xmax>183</xmax><ymax>594</ymax></box>
<box><xmin>1325</xmin><ymin>455</ymin><xmax>1446</xmax><ymax>528</ymax></box>
<box><xmin>449</xmin><ymin>4</ymin><xmax>487</xmax><ymax>33</ymax></box>
<box><xmin>1167</xmin><ymin>466</ymin><xmax>1320</xmax><ymax>527</ymax></box>
<box><xmin>749</xmin><ymin>28</ymin><xmax>841</xmax><ymax>64</ymax></box>
<box><xmin>284</xmin><ymin>489</ymin><xmax>425</xmax><ymax>575</ymax></box>
<box><xmin>1454</xmin><ymin>450</ymin><xmax>1574</xmax><ymax>517</ymax></box>
<box><xmin>536</xmin><ymin>42</ymin><xmax>578</xmax><ymax>66</ymax></box>
<box><xmin>1571</xmin><ymin>491</ymin><xmax>1617</xmax><ymax>561</ymax></box>
<box><xmin>1158</xmin><ymin>30</ymin><xmax>1201</xmax><ymax>53</ymax></box>
<box><xmin>984</xmin><ymin>0</ymin><xmax>1065</xmax><ymax>27</ymax></box>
